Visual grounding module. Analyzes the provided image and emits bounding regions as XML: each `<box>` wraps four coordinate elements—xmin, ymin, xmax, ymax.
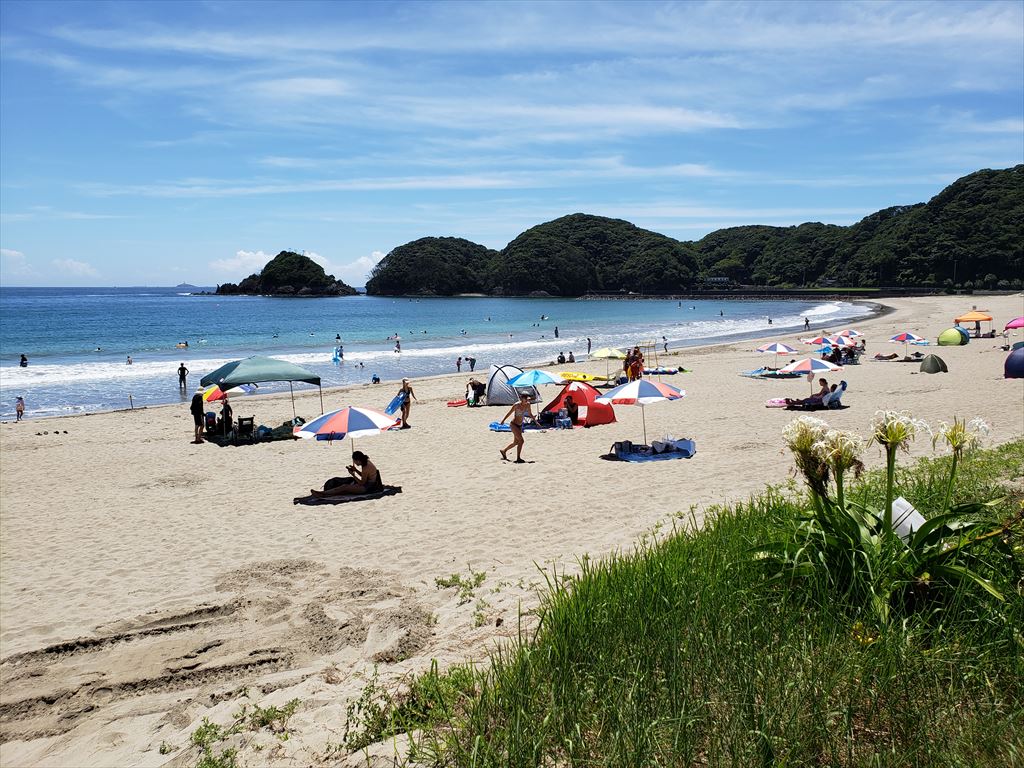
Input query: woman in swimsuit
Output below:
<box><xmin>500</xmin><ymin>392</ymin><xmax>533</xmax><ymax>463</ymax></box>
<box><xmin>310</xmin><ymin>451</ymin><xmax>382</xmax><ymax>497</ymax></box>
<box><xmin>398</xmin><ymin>378</ymin><xmax>417</xmax><ymax>429</ymax></box>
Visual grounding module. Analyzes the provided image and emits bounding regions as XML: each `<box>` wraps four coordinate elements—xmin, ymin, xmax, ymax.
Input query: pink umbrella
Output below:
<box><xmin>779</xmin><ymin>357</ymin><xmax>843</xmax><ymax>393</ymax></box>
<box><xmin>801</xmin><ymin>335</ymin><xmax>831</xmax><ymax>346</ymax></box>
<box><xmin>1005</xmin><ymin>317</ymin><xmax>1024</xmax><ymax>330</ymax></box>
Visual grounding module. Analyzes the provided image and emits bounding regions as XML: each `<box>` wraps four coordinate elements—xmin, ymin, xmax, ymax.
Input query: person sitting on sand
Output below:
<box><xmin>309</xmin><ymin>451</ymin><xmax>383</xmax><ymax>497</ymax></box>
<box><xmin>786</xmin><ymin>378</ymin><xmax>829</xmax><ymax>407</ymax></box>
<box><xmin>567</xmin><ymin>351</ymin><xmax>575</xmax><ymax>363</ymax></box>
<box><xmin>563</xmin><ymin>394</ymin><xmax>579</xmax><ymax>425</ymax></box>
<box><xmin>557</xmin><ymin>352</ymin><xmax>566</xmax><ymax>364</ymax></box>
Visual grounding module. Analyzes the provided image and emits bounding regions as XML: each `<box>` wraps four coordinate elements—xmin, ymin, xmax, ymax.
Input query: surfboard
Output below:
<box><xmin>559</xmin><ymin>371</ymin><xmax>595</xmax><ymax>381</ymax></box>
<box><xmin>384</xmin><ymin>391</ymin><xmax>407</xmax><ymax>415</ymax></box>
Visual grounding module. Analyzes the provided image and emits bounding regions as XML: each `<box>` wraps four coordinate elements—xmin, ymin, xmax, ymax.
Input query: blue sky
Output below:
<box><xmin>1</xmin><ymin>0</ymin><xmax>1021</xmax><ymax>287</ymax></box>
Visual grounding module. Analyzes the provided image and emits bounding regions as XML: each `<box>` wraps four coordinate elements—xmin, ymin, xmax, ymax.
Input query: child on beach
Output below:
<box><xmin>15</xmin><ymin>396</ymin><xmax>25</xmax><ymax>421</ymax></box>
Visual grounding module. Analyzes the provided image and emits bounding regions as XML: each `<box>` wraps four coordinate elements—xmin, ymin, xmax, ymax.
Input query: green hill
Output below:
<box><xmin>365</xmin><ymin>237</ymin><xmax>498</xmax><ymax>296</ymax></box>
<box><xmin>216</xmin><ymin>251</ymin><xmax>357</xmax><ymax>297</ymax></box>
<box><xmin>362</xmin><ymin>165</ymin><xmax>1023</xmax><ymax>296</ymax></box>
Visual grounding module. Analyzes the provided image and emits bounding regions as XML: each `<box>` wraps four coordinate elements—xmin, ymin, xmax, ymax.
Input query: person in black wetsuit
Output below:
<box><xmin>189</xmin><ymin>387</ymin><xmax>205</xmax><ymax>443</ymax></box>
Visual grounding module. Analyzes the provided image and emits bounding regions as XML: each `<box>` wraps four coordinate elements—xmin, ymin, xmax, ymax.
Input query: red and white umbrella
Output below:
<box><xmin>596</xmin><ymin>379</ymin><xmax>684</xmax><ymax>445</ymax></box>
<box><xmin>826</xmin><ymin>335</ymin><xmax>855</xmax><ymax>347</ymax></box>
<box><xmin>294</xmin><ymin>405</ymin><xmax>399</xmax><ymax>443</ymax></box>
<box><xmin>889</xmin><ymin>331</ymin><xmax>926</xmax><ymax>356</ymax></box>
<box><xmin>779</xmin><ymin>357</ymin><xmax>844</xmax><ymax>394</ymax></box>
<box><xmin>801</xmin><ymin>335</ymin><xmax>832</xmax><ymax>346</ymax></box>
<box><xmin>837</xmin><ymin>328</ymin><xmax>862</xmax><ymax>337</ymax></box>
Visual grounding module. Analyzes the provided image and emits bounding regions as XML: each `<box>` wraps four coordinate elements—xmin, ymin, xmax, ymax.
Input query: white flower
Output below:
<box><xmin>872</xmin><ymin>410</ymin><xmax>931</xmax><ymax>453</ymax></box>
<box><xmin>933</xmin><ymin>416</ymin><xmax>990</xmax><ymax>455</ymax></box>
<box><xmin>813</xmin><ymin>428</ymin><xmax>865</xmax><ymax>472</ymax></box>
<box><xmin>783</xmin><ymin>415</ymin><xmax>829</xmax><ymax>453</ymax></box>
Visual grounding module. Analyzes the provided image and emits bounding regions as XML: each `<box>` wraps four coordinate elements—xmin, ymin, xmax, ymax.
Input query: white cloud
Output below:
<box><xmin>51</xmin><ymin>257</ymin><xmax>99</xmax><ymax>277</ymax></box>
<box><xmin>209</xmin><ymin>249</ymin><xmax>272</xmax><ymax>274</ymax></box>
<box><xmin>1</xmin><ymin>248</ymin><xmax>36</xmax><ymax>277</ymax></box>
<box><xmin>249</xmin><ymin>77</ymin><xmax>348</xmax><ymax>99</ymax></box>
<box><xmin>322</xmin><ymin>250</ymin><xmax>385</xmax><ymax>286</ymax></box>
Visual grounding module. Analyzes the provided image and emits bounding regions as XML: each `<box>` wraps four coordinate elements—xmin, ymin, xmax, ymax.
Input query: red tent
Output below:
<box><xmin>542</xmin><ymin>381</ymin><xmax>616</xmax><ymax>427</ymax></box>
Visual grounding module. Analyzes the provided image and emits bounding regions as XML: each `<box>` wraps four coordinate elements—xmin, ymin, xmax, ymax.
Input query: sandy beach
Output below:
<box><xmin>1</xmin><ymin>293</ymin><xmax>1022</xmax><ymax>767</ymax></box>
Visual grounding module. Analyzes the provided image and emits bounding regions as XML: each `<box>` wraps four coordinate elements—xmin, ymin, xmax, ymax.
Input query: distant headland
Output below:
<box><xmin>364</xmin><ymin>165</ymin><xmax>1023</xmax><ymax>297</ymax></box>
<box><xmin>212</xmin><ymin>251</ymin><xmax>357</xmax><ymax>297</ymax></box>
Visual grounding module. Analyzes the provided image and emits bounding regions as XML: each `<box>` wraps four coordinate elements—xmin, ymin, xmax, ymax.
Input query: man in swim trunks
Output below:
<box><xmin>178</xmin><ymin>363</ymin><xmax>189</xmax><ymax>389</ymax></box>
<box><xmin>189</xmin><ymin>386</ymin><xmax>205</xmax><ymax>443</ymax></box>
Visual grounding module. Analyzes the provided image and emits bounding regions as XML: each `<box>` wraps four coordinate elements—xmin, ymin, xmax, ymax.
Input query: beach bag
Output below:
<box><xmin>612</xmin><ymin>440</ymin><xmax>634</xmax><ymax>457</ymax></box>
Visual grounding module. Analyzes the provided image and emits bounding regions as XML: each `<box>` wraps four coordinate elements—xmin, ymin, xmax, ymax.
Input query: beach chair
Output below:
<box><xmin>827</xmin><ymin>381</ymin><xmax>848</xmax><ymax>409</ymax></box>
<box><xmin>236</xmin><ymin>416</ymin><xmax>255</xmax><ymax>441</ymax></box>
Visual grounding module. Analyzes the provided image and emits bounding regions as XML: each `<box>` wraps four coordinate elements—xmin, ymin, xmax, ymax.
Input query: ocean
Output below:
<box><xmin>0</xmin><ymin>287</ymin><xmax>874</xmax><ymax>419</ymax></box>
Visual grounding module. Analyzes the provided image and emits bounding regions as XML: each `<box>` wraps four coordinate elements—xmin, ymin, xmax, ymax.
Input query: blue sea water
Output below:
<box><xmin>0</xmin><ymin>287</ymin><xmax>875</xmax><ymax>419</ymax></box>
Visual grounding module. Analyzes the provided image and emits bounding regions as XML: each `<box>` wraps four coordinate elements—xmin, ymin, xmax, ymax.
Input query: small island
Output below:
<box><xmin>214</xmin><ymin>251</ymin><xmax>358</xmax><ymax>297</ymax></box>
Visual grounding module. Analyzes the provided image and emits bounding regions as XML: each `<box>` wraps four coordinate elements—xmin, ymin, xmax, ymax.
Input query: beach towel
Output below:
<box><xmin>489</xmin><ymin>421</ymin><xmax>547</xmax><ymax>432</ymax></box>
<box><xmin>293</xmin><ymin>486</ymin><xmax>402</xmax><ymax>505</ymax></box>
<box><xmin>765</xmin><ymin>398</ymin><xmax>789</xmax><ymax>408</ymax></box>
<box><xmin>602</xmin><ymin>438</ymin><xmax>696</xmax><ymax>462</ymax></box>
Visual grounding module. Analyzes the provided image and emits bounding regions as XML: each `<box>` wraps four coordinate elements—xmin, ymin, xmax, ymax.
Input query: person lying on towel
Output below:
<box><xmin>310</xmin><ymin>451</ymin><xmax>384</xmax><ymax>498</ymax></box>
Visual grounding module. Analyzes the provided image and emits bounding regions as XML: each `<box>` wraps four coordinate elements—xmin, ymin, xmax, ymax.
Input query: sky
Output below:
<box><xmin>1</xmin><ymin>1</ymin><xmax>1021</xmax><ymax>287</ymax></box>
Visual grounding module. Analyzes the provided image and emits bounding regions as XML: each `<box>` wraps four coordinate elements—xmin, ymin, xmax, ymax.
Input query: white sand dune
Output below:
<box><xmin>1</xmin><ymin>293</ymin><xmax>1021</xmax><ymax>766</ymax></box>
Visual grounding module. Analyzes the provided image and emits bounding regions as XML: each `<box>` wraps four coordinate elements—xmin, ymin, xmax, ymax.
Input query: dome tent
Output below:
<box><xmin>1006</xmin><ymin>348</ymin><xmax>1024</xmax><ymax>379</ymax></box>
<box><xmin>542</xmin><ymin>380</ymin><xmax>616</xmax><ymax>427</ymax></box>
<box><xmin>937</xmin><ymin>327</ymin><xmax>969</xmax><ymax>346</ymax></box>
<box><xmin>485</xmin><ymin>364</ymin><xmax>540</xmax><ymax>406</ymax></box>
<box><xmin>919</xmin><ymin>354</ymin><xmax>948</xmax><ymax>374</ymax></box>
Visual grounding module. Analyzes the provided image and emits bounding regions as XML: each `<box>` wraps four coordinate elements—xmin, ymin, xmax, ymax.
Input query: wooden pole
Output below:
<box><xmin>289</xmin><ymin>381</ymin><xmax>296</xmax><ymax>419</ymax></box>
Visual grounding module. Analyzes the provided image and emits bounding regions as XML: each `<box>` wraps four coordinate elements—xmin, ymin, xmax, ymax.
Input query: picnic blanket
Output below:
<box><xmin>293</xmin><ymin>486</ymin><xmax>403</xmax><ymax>505</ymax></box>
<box><xmin>602</xmin><ymin>438</ymin><xmax>696</xmax><ymax>462</ymax></box>
<box><xmin>489</xmin><ymin>421</ymin><xmax>548</xmax><ymax>432</ymax></box>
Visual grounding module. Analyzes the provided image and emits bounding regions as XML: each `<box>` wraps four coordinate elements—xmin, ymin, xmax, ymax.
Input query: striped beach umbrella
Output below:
<box><xmin>779</xmin><ymin>357</ymin><xmax>844</xmax><ymax>394</ymax></box>
<box><xmin>202</xmin><ymin>383</ymin><xmax>257</xmax><ymax>402</ymax></box>
<box><xmin>837</xmin><ymin>328</ymin><xmax>863</xmax><ymax>337</ymax></box>
<box><xmin>596</xmin><ymin>379</ymin><xmax>685</xmax><ymax>445</ymax></box>
<box><xmin>294</xmin><ymin>405</ymin><xmax>399</xmax><ymax>443</ymax></box>
<box><xmin>889</xmin><ymin>331</ymin><xmax>925</xmax><ymax>357</ymax></box>
<box><xmin>801</xmin><ymin>335</ymin><xmax>832</xmax><ymax>346</ymax></box>
<box><xmin>756</xmin><ymin>342</ymin><xmax>797</xmax><ymax>355</ymax></box>
<box><xmin>826</xmin><ymin>335</ymin><xmax>855</xmax><ymax>347</ymax></box>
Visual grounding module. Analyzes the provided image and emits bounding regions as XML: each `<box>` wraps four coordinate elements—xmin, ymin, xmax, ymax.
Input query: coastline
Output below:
<box><xmin>1</xmin><ymin>293</ymin><xmax>1021</xmax><ymax>766</ymax></box>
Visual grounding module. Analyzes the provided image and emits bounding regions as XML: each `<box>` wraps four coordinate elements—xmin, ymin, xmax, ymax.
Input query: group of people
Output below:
<box><xmin>821</xmin><ymin>338</ymin><xmax>866</xmax><ymax>365</ymax></box>
<box><xmin>785</xmin><ymin>378</ymin><xmax>842</xmax><ymax>409</ymax></box>
<box><xmin>555</xmin><ymin>351</ymin><xmax>575</xmax><ymax>364</ymax></box>
<box><xmin>455</xmin><ymin>356</ymin><xmax>477</xmax><ymax>372</ymax></box>
<box><xmin>624</xmin><ymin>346</ymin><xmax>645</xmax><ymax>381</ymax></box>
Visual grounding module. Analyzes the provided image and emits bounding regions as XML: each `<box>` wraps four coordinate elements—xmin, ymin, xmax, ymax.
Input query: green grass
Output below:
<box><xmin>353</xmin><ymin>442</ymin><xmax>1024</xmax><ymax>766</ymax></box>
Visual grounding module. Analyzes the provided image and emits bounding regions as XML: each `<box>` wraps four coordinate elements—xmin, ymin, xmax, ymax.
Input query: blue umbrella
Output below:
<box><xmin>507</xmin><ymin>369</ymin><xmax>564</xmax><ymax>387</ymax></box>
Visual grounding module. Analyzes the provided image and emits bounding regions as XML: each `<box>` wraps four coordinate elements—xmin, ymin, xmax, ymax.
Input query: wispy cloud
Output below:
<box><xmin>209</xmin><ymin>249</ymin><xmax>272</xmax><ymax>274</ymax></box>
<box><xmin>52</xmin><ymin>257</ymin><xmax>98</xmax><ymax>277</ymax></box>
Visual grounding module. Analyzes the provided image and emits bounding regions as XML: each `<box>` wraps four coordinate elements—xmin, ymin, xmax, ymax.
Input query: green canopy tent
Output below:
<box><xmin>200</xmin><ymin>356</ymin><xmax>323</xmax><ymax>417</ymax></box>
<box><xmin>919</xmin><ymin>354</ymin><xmax>948</xmax><ymax>374</ymax></box>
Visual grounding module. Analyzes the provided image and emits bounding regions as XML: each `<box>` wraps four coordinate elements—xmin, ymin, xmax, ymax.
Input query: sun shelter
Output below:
<box><xmin>542</xmin><ymin>381</ymin><xmax>616</xmax><ymax>427</ymax></box>
<box><xmin>937</xmin><ymin>327</ymin><xmax>969</xmax><ymax>346</ymax></box>
<box><xmin>919</xmin><ymin>354</ymin><xmax>948</xmax><ymax>374</ymax></box>
<box><xmin>201</xmin><ymin>355</ymin><xmax>323</xmax><ymax>417</ymax></box>
<box><xmin>954</xmin><ymin>310</ymin><xmax>994</xmax><ymax>337</ymax></box>
<box><xmin>1006</xmin><ymin>348</ymin><xmax>1024</xmax><ymax>379</ymax></box>
<box><xmin>485</xmin><ymin>364</ymin><xmax>540</xmax><ymax>405</ymax></box>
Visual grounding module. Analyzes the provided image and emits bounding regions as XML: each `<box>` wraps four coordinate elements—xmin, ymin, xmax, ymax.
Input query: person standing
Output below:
<box><xmin>398</xmin><ymin>378</ymin><xmax>417</xmax><ymax>429</ymax></box>
<box><xmin>15</xmin><ymin>396</ymin><xmax>25</xmax><ymax>421</ymax></box>
<box><xmin>189</xmin><ymin>387</ymin><xmax>205</xmax><ymax>443</ymax></box>
<box><xmin>662</xmin><ymin>336</ymin><xmax>668</xmax><ymax>353</ymax></box>
<box><xmin>178</xmin><ymin>363</ymin><xmax>189</xmax><ymax>389</ymax></box>
<box><xmin>499</xmin><ymin>392</ymin><xmax>533</xmax><ymax>463</ymax></box>
<box><xmin>126</xmin><ymin>355</ymin><xmax>133</xmax><ymax>365</ymax></box>
<box><xmin>456</xmin><ymin>356</ymin><xmax>462</xmax><ymax>372</ymax></box>
<box><xmin>586</xmin><ymin>338</ymin><xmax>591</xmax><ymax>354</ymax></box>
<box><xmin>19</xmin><ymin>354</ymin><xmax>28</xmax><ymax>367</ymax></box>
<box><xmin>804</xmin><ymin>317</ymin><xmax>810</xmax><ymax>331</ymax></box>
<box><xmin>554</xmin><ymin>325</ymin><xmax>559</xmax><ymax>338</ymax></box>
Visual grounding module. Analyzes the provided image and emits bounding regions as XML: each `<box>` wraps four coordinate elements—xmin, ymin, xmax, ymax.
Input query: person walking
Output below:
<box><xmin>15</xmin><ymin>396</ymin><xmax>25</xmax><ymax>421</ymax></box>
<box><xmin>662</xmin><ymin>336</ymin><xmax>668</xmax><ymax>353</ymax></box>
<box><xmin>177</xmin><ymin>363</ymin><xmax>189</xmax><ymax>389</ymax></box>
<box><xmin>804</xmin><ymin>317</ymin><xmax>810</xmax><ymax>331</ymax></box>
<box><xmin>19</xmin><ymin>354</ymin><xmax>28</xmax><ymax>367</ymax></box>
<box><xmin>554</xmin><ymin>325</ymin><xmax>559</xmax><ymax>338</ymax></box>
<box><xmin>189</xmin><ymin>387</ymin><xmax>205</xmax><ymax>443</ymax></box>
<box><xmin>398</xmin><ymin>378</ymin><xmax>417</xmax><ymax>429</ymax></box>
<box><xmin>499</xmin><ymin>392</ymin><xmax>534</xmax><ymax>464</ymax></box>
<box><xmin>586</xmin><ymin>338</ymin><xmax>591</xmax><ymax>354</ymax></box>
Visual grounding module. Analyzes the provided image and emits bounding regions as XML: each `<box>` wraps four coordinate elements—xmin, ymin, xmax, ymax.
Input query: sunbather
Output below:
<box><xmin>310</xmin><ymin>451</ymin><xmax>383</xmax><ymax>497</ymax></box>
<box><xmin>785</xmin><ymin>378</ymin><xmax>829</xmax><ymax>407</ymax></box>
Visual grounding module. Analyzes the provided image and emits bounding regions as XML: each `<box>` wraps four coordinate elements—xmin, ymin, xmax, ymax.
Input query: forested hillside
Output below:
<box><xmin>364</xmin><ymin>165</ymin><xmax>1023</xmax><ymax>296</ymax></box>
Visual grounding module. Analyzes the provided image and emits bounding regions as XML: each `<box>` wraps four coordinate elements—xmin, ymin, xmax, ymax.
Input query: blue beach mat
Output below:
<box><xmin>489</xmin><ymin>421</ymin><xmax>548</xmax><ymax>432</ymax></box>
<box><xmin>602</xmin><ymin>438</ymin><xmax>696</xmax><ymax>462</ymax></box>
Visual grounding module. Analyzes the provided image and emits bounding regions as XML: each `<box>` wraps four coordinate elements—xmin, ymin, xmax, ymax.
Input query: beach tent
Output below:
<box><xmin>542</xmin><ymin>381</ymin><xmax>616</xmax><ymax>427</ymax></box>
<box><xmin>919</xmin><ymin>354</ymin><xmax>948</xmax><ymax>374</ymax></box>
<box><xmin>1006</xmin><ymin>348</ymin><xmax>1024</xmax><ymax>379</ymax></box>
<box><xmin>485</xmin><ymin>364</ymin><xmax>540</xmax><ymax>405</ymax></box>
<box><xmin>954</xmin><ymin>310</ymin><xmax>994</xmax><ymax>337</ymax></box>
<box><xmin>937</xmin><ymin>327</ymin><xmax>969</xmax><ymax>346</ymax></box>
<box><xmin>201</xmin><ymin>355</ymin><xmax>323</xmax><ymax>416</ymax></box>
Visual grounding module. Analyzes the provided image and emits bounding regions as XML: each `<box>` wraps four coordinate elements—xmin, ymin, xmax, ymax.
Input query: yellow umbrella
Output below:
<box><xmin>589</xmin><ymin>347</ymin><xmax>627</xmax><ymax>383</ymax></box>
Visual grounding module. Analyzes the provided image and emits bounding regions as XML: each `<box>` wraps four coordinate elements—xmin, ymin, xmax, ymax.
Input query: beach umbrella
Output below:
<box><xmin>507</xmin><ymin>369</ymin><xmax>565</xmax><ymax>387</ymax></box>
<box><xmin>756</xmin><ymin>342</ymin><xmax>797</xmax><ymax>355</ymax></box>
<box><xmin>202</xmin><ymin>383</ymin><xmax>256</xmax><ymax>402</ymax></box>
<box><xmin>801</xmin><ymin>335</ymin><xmax>832</xmax><ymax>346</ymax></box>
<box><xmin>779</xmin><ymin>357</ymin><xmax>844</xmax><ymax>394</ymax></box>
<box><xmin>1004</xmin><ymin>317</ymin><xmax>1024</xmax><ymax>330</ymax></box>
<box><xmin>590</xmin><ymin>346</ymin><xmax>627</xmax><ymax>382</ymax></box>
<box><xmin>596</xmin><ymin>379</ymin><xmax>684</xmax><ymax>445</ymax></box>
<box><xmin>889</xmin><ymin>331</ymin><xmax>925</xmax><ymax>357</ymax></box>
<box><xmin>837</xmin><ymin>329</ymin><xmax>862</xmax><ymax>337</ymax></box>
<box><xmin>826</xmin><ymin>335</ymin><xmax>855</xmax><ymax>347</ymax></box>
<box><xmin>294</xmin><ymin>405</ymin><xmax>399</xmax><ymax>443</ymax></box>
